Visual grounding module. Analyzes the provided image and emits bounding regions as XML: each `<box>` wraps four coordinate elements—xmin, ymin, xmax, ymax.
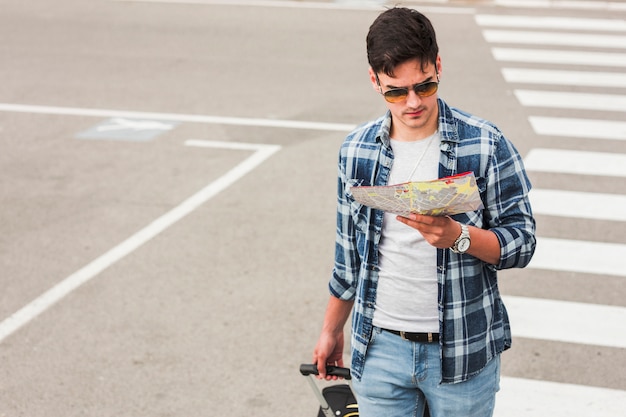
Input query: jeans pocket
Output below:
<box><xmin>369</xmin><ymin>326</ymin><xmax>383</xmax><ymax>345</ymax></box>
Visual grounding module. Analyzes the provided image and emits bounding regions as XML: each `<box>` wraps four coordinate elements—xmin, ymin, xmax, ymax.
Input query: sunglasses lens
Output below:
<box><xmin>382</xmin><ymin>82</ymin><xmax>438</xmax><ymax>102</ymax></box>
<box><xmin>415</xmin><ymin>82</ymin><xmax>438</xmax><ymax>97</ymax></box>
<box><xmin>383</xmin><ymin>88</ymin><xmax>408</xmax><ymax>103</ymax></box>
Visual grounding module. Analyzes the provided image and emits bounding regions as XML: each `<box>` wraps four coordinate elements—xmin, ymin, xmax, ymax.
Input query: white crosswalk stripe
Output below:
<box><xmin>504</xmin><ymin>295</ymin><xmax>626</xmax><ymax>348</ymax></box>
<box><xmin>492</xmin><ymin>0</ymin><xmax>626</xmax><ymax>12</ymax></box>
<box><xmin>501</xmin><ymin>68</ymin><xmax>626</xmax><ymax>88</ymax></box>
<box><xmin>483</xmin><ymin>29</ymin><xmax>626</xmax><ymax>48</ymax></box>
<box><xmin>496</xmin><ymin>377</ymin><xmax>626</xmax><ymax>417</ymax></box>
<box><xmin>514</xmin><ymin>90</ymin><xmax>626</xmax><ymax>112</ymax></box>
<box><xmin>524</xmin><ymin>149</ymin><xmax>626</xmax><ymax>177</ymax></box>
<box><xmin>491</xmin><ymin>47</ymin><xmax>626</xmax><ymax>67</ymax></box>
<box><xmin>476</xmin><ymin>14</ymin><xmax>626</xmax><ymax>31</ymax></box>
<box><xmin>529</xmin><ymin>237</ymin><xmax>626</xmax><ymax>277</ymax></box>
<box><xmin>476</xmin><ymin>5</ymin><xmax>626</xmax><ymax>415</ymax></box>
<box><xmin>530</xmin><ymin>189</ymin><xmax>626</xmax><ymax>222</ymax></box>
<box><xmin>528</xmin><ymin>117</ymin><xmax>626</xmax><ymax>141</ymax></box>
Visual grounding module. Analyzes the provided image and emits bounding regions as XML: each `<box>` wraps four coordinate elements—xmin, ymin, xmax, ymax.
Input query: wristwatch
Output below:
<box><xmin>451</xmin><ymin>223</ymin><xmax>471</xmax><ymax>254</ymax></box>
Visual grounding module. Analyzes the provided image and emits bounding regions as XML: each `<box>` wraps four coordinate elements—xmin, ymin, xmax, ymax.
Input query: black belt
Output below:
<box><xmin>383</xmin><ymin>329</ymin><xmax>439</xmax><ymax>343</ymax></box>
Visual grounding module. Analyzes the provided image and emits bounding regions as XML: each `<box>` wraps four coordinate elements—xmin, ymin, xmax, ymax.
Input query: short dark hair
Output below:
<box><xmin>366</xmin><ymin>8</ymin><xmax>439</xmax><ymax>77</ymax></box>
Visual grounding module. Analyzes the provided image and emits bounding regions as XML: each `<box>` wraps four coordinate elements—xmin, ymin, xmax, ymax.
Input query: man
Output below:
<box><xmin>312</xmin><ymin>7</ymin><xmax>536</xmax><ymax>417</ymax></box>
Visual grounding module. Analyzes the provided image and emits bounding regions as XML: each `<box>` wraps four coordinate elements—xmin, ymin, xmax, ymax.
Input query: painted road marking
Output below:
<box><xmin>0</xmin><ymin>103</ymin><xmax>355</xmax><ymax>132</ymax></box>
<box><xmin>524</xmin><ymin>149</ymin><xmax>626</xmax><ymax>178</ymax></box>
<box><xmin>483</xmin><ymin>30</ymin><xmax>626</xmax><ymax>49</ymax></box>
<box><xmin>493</xmin><ymin>0</ymin><xmax>626</xmax><ymax>12</ymax></box>
<box><xmin>530</xmin><ymin>189</ymin><xmax>626</xmax><ymax>222</ymax></box>
<box><xmin>76</xmin><ymin>117</ymin><xmax>178</xmax><ymax>141</ymax></box>
<box><xmin>501</xmin><ymin>68</ymin><xmax>626</xmax><ymax>88</ymax></box>
<box><xmin>476</xmin><ymin>14</ymin><xmax>626</xmax><ymax>31</ymax></box>
<box><xmin>528</xmin><ymin>117</ymin><xmax>626</xmax><ymax>141</ymax></box>
<box><xmin>529</xmin><ymin>237</ymin><xmax>626</xmax><ymax>277</ymax></box>
<box><xmin>504</xmin><ymin>295</ymin><xmax>626</xmax><ymax>349</ymax></box>
<box><xmin>514</xmin><ymin>90</ymin><xmax>626</xmax><ymax>112</ymax></box>
<box><xmin>497</xmin><ymin>376</ymin><xmax>626</xmax><ymax>417</ymax></box>
<box><xmin>111</xmin><ymin>0</ymin><xmax>475</xmax><ymax>13</ymax></box>
<box><xmin>491</xmin><ymin>48</ymin><xmax>626</xmax><ymax>67</ymax></box>
<box><xmin>0</xmin><ymin>140</ymin><xmax>281</xmax><ymax>343</ymax></box>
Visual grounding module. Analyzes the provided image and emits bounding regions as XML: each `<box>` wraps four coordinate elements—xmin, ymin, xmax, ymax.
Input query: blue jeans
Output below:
<box><xmin>352</xmin><ymin>327</ymin><xmax>500</xmax><ymax>417</ymax></box>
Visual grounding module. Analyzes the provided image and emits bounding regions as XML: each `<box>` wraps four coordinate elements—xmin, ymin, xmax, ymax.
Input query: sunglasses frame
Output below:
<box><xmin>375</xmin><ymin>73</ymin><xmax>440</xmax><ymax>103</ymax></box>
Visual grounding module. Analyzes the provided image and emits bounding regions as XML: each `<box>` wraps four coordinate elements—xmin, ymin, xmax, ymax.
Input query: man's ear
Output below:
<box><xmin>435</xmin><ymin>56</ymin><xmax>442</xmax><ymax>78</ymax></box>
<box><xmin>368</xmin><ymin>67</ymin><xmax>380</xmax><ymax>92</ymax></box>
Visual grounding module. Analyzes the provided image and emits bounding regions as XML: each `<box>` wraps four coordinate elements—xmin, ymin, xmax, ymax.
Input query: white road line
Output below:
<box><xmin>492</xmin><ymin>48</ymin><xmax>626</xmax><ymax>67</ymax></box>
<box><xmin>494</xmin><ymin>0</ymin><xmax>626</xmax><ymax>12</ymax></box>
<box><xmin>528</xmin><ymin>117</ymin><xmax>626</xmax><ymax>141</ymax></box>
<box><xmin>504</xmin><ymin>295</ymin><xmax>626</xmax><ymax>348</ymax></box>
<box><xmin>185</xmin><ymin>139</ymin><xmax>274</xmax><ymax>151</ymax></box>
<box><xmin>514</xmin><ymin>90</ymin><xmax>626</xmax><ymax>112</ymax></box>
<box><xmin>528</xmin><ymin>237</ymin><xmax>626</xmax><ymax>277</ymax></box>
<box><xmin>0</xmin><ymin>103</ymin><xmax>355</xmax><ymax>132</ymax></box>
<box><xmin>497</xmin><ymin>376</ymin><xmax>626</xmax><ymax>417</ymax></box>
<box><xmin>111</xmin><ymin>0</ymin><xmax>475</xmax><ymax>13</ymax></box>
<box><xmin>501</xmin><ymin>68</ymin><xmax>626</xmax><ymax>88</ymax></box>
<box><xmin>483</xmin><ymin>30</ymin><xmax>626</xmax><ymax>49</ymax></box>
<box><xmin>113</xmin><ymin>0</ymin><xmax>383</xmax><ymax>9</ymax></box>
<box><xmin>530</xmin><ymin>189</ymin><xmax>626</xmax><ymax>222</ymax></box>
<box><xmin>476</xmin><ymin>14</ymin><xmax>626</xmax><ymax>32</ymax></box>
<box><xmin>524</xmin><ymin>148</ymin><xmax>626</xmax><ymax>177</ymax></box>
<box><xmin>0</xmin><ymin>141</ymin><xmax>281</xmax><ymax>344</ymax></box>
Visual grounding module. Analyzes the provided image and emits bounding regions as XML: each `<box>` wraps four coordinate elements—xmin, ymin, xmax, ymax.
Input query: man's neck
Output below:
<box><xmin>389</xmin><ymin>123</ymin><xmax>438</xmax><ymax>142</ymax></box>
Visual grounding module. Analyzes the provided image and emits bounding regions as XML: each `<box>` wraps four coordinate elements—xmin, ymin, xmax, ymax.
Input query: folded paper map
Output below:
<box><xmin>350</xmin><ymin>172</ymin><xmax>484</xmax><ymax>216</ymax></box>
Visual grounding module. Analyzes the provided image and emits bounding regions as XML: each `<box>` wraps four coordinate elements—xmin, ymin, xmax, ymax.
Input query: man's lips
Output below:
<box><xmin>404</xmin><ymin>109</ymin><xmax>424</xmax><ymax>117</ymax></box>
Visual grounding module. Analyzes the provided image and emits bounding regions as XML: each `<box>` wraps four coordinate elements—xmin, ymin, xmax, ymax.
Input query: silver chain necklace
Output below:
<box><xmin>406</xmin><ymin>131</ymin><xmax>438</xmax><ymax>180</ymax></box>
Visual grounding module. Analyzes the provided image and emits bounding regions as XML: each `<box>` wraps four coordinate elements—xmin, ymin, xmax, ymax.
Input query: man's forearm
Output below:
<box><xmin>466</xmin><ymin>226</ymin><xmax>501</xmax><ymax>265</ymax></box>
<box><xmin>322</xmin><ymin>295</ymin><xmax>354</xmax><ymax>335</ymax></box>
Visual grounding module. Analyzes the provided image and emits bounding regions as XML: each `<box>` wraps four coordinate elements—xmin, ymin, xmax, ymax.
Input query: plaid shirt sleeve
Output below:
<box><xmin>329</xmin><ymin>116</ymin><xmax>390</xmax><ymax>301</ymax></box>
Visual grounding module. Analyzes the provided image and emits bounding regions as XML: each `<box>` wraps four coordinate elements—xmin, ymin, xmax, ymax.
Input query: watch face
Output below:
<box><xmin>457</xmin><ymin>237</ymin><xmax>470</xmax><ymax>252</ymax></box>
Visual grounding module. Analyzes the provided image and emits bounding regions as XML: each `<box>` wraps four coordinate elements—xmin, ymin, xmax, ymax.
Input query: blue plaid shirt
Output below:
<box><xmin>330</xmin><ymin>98</ymin><xmax>536</xmax><ymax>384</ymax></box>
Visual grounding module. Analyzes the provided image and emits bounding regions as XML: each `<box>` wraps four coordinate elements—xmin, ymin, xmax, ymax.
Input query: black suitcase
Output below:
<box><xmin>300</xmin><ymin>364</ymin><xmax>431</xmax><ymax>417</ymax></box>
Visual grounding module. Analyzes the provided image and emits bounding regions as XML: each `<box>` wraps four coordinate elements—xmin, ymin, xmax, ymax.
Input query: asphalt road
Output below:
<box><xmin>1</xmin><ymin>1</ymin><xmax>625</xmax><ymax>416</ymax></box>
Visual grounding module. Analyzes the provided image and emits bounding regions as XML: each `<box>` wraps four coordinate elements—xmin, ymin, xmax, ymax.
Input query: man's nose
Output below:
<box><xmin>406</xmin><ymin>89</ymin><xmax>423</xmax><ymax>107</ymax></box>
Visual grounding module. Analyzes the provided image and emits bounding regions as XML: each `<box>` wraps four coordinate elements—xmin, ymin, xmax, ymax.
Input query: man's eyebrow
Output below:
<box><xmin>386</xmin><ymin>75</ymin><xmax>434</xmax><ymax>89</ymax></box>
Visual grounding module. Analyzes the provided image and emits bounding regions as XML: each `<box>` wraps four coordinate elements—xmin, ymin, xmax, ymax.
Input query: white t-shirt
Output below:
<box><xmin>372</xmin><ymin>131</ymin><xmax>441</xmax><ymax>333</ymax></box>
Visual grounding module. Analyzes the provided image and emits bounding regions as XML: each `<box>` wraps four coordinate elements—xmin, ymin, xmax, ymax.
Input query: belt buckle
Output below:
<box><xmin>399</xmin><ymin>331</ymin><xmax>408</xmax><ymax>341</ymax></box>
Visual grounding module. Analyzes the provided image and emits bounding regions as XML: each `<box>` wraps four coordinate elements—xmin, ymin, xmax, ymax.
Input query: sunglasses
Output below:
<box><xmin>376</xmin><ymin>74</ymin><xmax>439</xmax><ymax>103</ymax></box>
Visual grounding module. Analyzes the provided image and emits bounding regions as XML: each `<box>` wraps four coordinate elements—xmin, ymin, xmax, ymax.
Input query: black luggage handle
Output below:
<box><xmin>299</xmin><ymin>363</ymin><xmax>352</xmax><ymax>380</ymax></box>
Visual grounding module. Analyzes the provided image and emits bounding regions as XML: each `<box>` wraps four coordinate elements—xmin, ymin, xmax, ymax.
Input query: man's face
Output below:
<box><xmin>370</xmin><ymin>58</ymin><xmax>441</xmax><ymax>141</ymax></box>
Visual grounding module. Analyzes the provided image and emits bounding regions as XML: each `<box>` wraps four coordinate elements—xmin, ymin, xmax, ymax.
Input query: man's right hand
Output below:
<box><xmin>313</xmin><ymin>330</ymin><xmax>345</xmax><ymax>380</ymax></box>
<box><xmin>311</xmin><ymin>296</ymin><xmax>354</xmax><ymax>379</ymax></box>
